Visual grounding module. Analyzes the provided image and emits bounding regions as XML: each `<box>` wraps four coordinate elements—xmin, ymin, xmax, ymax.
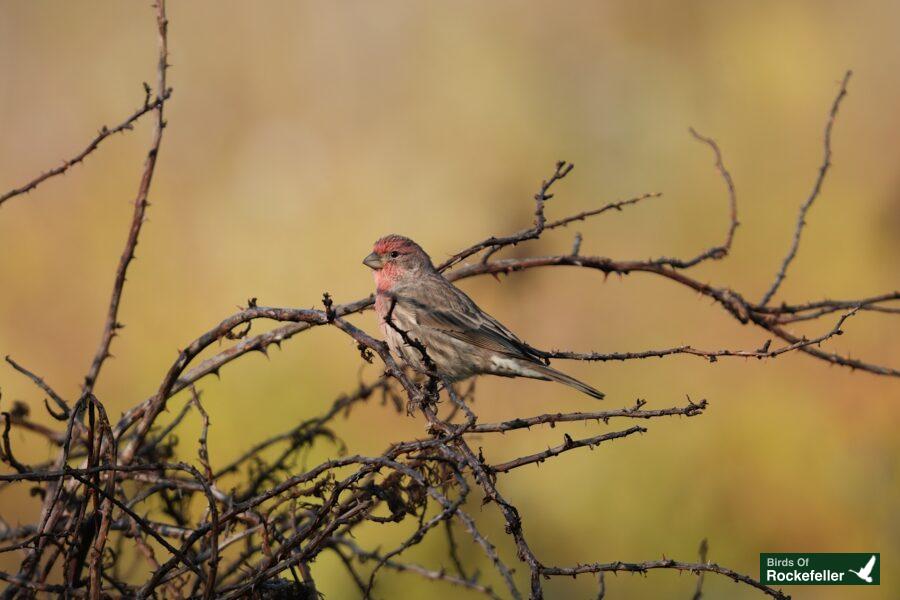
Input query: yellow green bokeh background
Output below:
<box><xmin>1</xmin><ymin>1</ymin><xmax>898</xmax><ymax>598</ymax></box>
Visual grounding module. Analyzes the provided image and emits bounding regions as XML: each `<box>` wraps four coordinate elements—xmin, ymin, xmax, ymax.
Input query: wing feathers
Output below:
<box><xmin>383</xmin><ymin>275</ymin><xmax>603</xmax><ymax>400</ymax></box>
<box><xmin>395</xmin><ymin>285</ymin><xmax>544</xmax><ymax>363</ymax></box>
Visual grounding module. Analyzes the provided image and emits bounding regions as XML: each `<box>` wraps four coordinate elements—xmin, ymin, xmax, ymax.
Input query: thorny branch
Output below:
<box><xmin>0</xmin><ymin>9</ymin><xmax>893</xmax><ymax>598</ymax></box>
<box><xmin>760</xmin><ymin>70</ymin><xmax>853</xmax><ymax>306</ymax></box>
<box><xmin>81</xmin><ymin>0</ymin><xmax>171</xmax><ymax>397</ymax></box>
<box><xmin>0</xmin><ymin>88</ymin><xmax>171</xmax><ymax>209</ymax></box>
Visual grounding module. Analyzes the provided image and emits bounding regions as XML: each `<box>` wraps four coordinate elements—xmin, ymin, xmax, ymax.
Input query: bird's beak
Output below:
<box><xmin>363</xmin><ymin>252</ymin><xmax>383</xmax><ymax>270</ymax></box>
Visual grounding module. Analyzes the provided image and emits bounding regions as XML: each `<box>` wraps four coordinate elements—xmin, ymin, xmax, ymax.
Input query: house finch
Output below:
<box><xmin>363</xmin><ymin>234</ymin><xmax>604</xmax><ymax>400</ymax></box>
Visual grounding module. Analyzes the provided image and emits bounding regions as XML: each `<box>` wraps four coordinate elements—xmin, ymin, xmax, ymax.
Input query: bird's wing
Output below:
<box><xmin>421</xmin><ymin>306</ymin><xmax>542</xmax><ymax>360</ymax></box>
<box><xmin>862</xmin><ymin>555</ymin><xmax>876</xmax><ymax>576</ymax></box>
<box><xmin>394</xmin><ymin>278</ymin><xmax>545</xmax><ymax>363</ymax></box>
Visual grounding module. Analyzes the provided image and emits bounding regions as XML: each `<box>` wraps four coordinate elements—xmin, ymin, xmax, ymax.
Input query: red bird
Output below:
<box><xmin>363</xmin><ymin>235</ymin><xmax>604</xmax><ymax>400</ymax></box>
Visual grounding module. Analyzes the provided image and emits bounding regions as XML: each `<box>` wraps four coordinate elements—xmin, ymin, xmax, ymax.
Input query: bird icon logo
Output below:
<box><xmin>848</xmin><ymin>555</ymin><xmax>877</xmax><ymax>583</ymax></box>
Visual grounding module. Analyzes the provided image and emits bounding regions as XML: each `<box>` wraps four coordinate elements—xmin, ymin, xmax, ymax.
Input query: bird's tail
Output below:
<box><xmin>527</xmin><ymin>363</ymin><xmax>605</xmax><ymax>400</ymax></box>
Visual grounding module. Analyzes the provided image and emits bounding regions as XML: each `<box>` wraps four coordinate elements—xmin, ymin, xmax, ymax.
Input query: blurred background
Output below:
<box><xmin>1</xmin><ymin>1</ymin><xmax>898</xmax><ymax>597</ymax></box>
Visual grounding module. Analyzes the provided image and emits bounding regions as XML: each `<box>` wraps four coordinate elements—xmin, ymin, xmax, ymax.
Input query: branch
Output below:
<box><xmin>469</xmin><ymin>398</ymin><xmax>707</xmax><ymax>433</ymax></box>
<box><xmin>760</xmin><ymin>70</ymin><xmax>853</xmax><ymax>305</ymax></box>
<box><xmin>447</xmin><ymin>255</ymin><xmax>897</xmax><ymax>377</ymax></box>
<box><xmin>488</xmin><ymin>426</ymin><xmax>646</xmax><ymax>473</ymax></box>
<box><xmin>649</xmin><ymin>127</ymin><xmax>738</xmax><ymax>268</ymax></box>
<box><xmin>547</xmin><ymin>308</ymin><xmax>859</xmax><ymax>363</ymax></box>
<box><xmin>0</xmin><ymin>89</ymin><xmax>171</xmax><ymax>208</ymax></box>
<box><xmin>4</xmin><ymin>356</ymin><xmax>70</xmax><ymax>419</ymax></box>
<box><xmin>540</xmin><ymin>559</ymin><xmax>789</xmax><ymax>600</ymax></box>
<box><xmin>543</xmin><ymin>192</ymin><xmax>660</xmax><ymax>231</ymax></box>
<box><xmin>438</xmin><ymin>160</ymin><xmax>573</xmax><ymax>272</ymax></box>
<box><xmin>81</xmin><ymin>0</ymin><xmax>170</xmax><ymax>395</ymax></box>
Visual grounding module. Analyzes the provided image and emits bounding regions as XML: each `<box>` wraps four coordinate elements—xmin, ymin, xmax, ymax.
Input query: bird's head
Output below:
<box><xmin>363</xmin><ymin>235</ymin><xmax>434</xmax><ymax>288</ymax></box>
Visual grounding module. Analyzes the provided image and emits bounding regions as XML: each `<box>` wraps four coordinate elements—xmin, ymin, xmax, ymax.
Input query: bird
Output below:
<box><xmin>363</xmin><ymin>234</ymin><xmax>604</xmax><ymax>400</ymax></box>
<box><xmin>848</xmin><ymin>555</ymin><xmax>877</xmax><ymax>583</ymax></box>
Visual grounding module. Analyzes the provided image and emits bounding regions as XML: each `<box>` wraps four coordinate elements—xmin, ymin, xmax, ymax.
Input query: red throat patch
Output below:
<box><xmin>374</xmin><ymin>262</ymin><xmax>402</xmax><ymax>291</ymax></box>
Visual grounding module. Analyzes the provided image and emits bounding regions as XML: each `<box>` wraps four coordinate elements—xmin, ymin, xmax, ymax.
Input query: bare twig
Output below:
<box><xmin>544</xmin><ymin>192</ymin><xmax>661</xmax><ymax>231</ymax></box>
<box><xmin>82</xmin><ymin>0</ymin><xmax>171</xmax><ymax>394</ymax></box>
<box><xmin>4</xmin><ymin>356</ymin><xmax>70</xmax><ymax>419</ymax></box>
<box><xmin>760</xmin><ymin>71</ymin><xmax>853</xmax><ymax>305</ymax></box>
<box><xmin>547</xmin><ymin>308</ymin><xmax>859</xmax><ymax>364</ymax></box>
<box><xmin>0</xmin><ymin>89</ymin><xmax>170</xmax><ymax>208</ymax></box>
<box><xmin>438</xmin><ymin>160</ymin><xmax>573</xmax><ymax>272</ymax></box>
<box><xmin>489</xmin><ymin>426</ymin><xmax>646</xmax><ymax>473</ymax></box>
<box><xmin>470</xmin><ymin>398</ymin><xmax>706</xmax><ymax>433</ymax></box>
<box><xmin>540</xmin><ymin>558</ymin><xmax>788</xmax><ymax>600</ymax></box>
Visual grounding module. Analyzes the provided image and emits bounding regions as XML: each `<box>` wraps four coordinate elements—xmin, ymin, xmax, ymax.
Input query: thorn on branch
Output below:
<box><xmin>628</xmin><ymin>399</ymin><xmax>647</xmax><ymax>412</ymax></box>
<box><xmin>224</xmin><ymin>321</ymin><xmax>252</xmax><ymax>340</ymax></box>
<box><xmin>323</xmin><ymin>292</ymin><xmax>335</xmax><ymax>322</ymax></box>
<box><xmin>357</xmin><ymin>343</ymin><xmax>374</xmax><ymax>364</ymax></box>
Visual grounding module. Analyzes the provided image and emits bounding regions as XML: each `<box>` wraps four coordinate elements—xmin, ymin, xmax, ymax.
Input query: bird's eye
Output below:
<box><xmin>389</xmin><ymin>251</ymin><xmax>400</xmax><ymax>258</ymax></box>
